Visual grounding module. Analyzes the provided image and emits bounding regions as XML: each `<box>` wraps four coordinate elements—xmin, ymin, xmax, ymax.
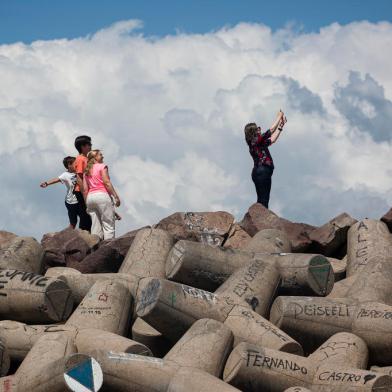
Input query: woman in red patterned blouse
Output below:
<box><xmin>245</xmin><ymin>110</ymin><xmax>287</xmax><ymax>208</ymax></box>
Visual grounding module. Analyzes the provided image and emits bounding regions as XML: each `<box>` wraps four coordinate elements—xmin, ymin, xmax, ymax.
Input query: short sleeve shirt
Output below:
<box><xmin>85</xmin><ymin>163</ymin><xmax>109</xmax><ymax>195</ymax></box>
<box><xmin>73</xmin><ymin>155</ymin><xmax>88</xmax><ymax>192</ymax></box>
<box><xmin>58</xmin><ymin>172</ymin><xmax>78</xmax><ymax>204</ymax></box>
<box><xmin>248</xmin><ymin>129</ymin><xmax>274</xmax><ymax>168</ymax></box>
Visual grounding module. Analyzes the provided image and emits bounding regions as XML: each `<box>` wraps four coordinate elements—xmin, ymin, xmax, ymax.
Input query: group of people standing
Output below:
<box><xmin>40</xmin><ymin>135</ymin><xmax>121</xmax><ymax>240</ymax></box>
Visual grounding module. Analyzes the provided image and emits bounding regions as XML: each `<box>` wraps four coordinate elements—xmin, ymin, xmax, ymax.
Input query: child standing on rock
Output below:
<box><xmin>73</xmin><ymin>135</ymin><xmax>93</xmax><ymax>231</ymax></box>
<box><xmin>40</xmin><ymin>156</ymin><xmax>79</xmax><ymax>228</ymax></box>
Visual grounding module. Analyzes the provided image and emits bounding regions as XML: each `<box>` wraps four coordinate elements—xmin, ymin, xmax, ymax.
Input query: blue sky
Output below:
<box><xmin>1</xmin><ymin>0</ymin><xmax>391</xmax><ymax>43</ymax></box>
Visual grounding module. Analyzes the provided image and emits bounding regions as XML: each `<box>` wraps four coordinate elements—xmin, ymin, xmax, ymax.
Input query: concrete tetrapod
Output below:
<box><xmin>65</xmin><ymin>279</ymin><xmax>133</xmax><ymax>335</ymax></box>
<box><xmin>328</xmin><ymin>219</ymin><xmax>392</xmax><ymax>300</ymax></box>
<box><xmin>166</xmin><ymin>240</ymin><xmax>334</xmax><ymax>297</ymax></box>
<box><xmin>0</xmin><ymin>332</ymin><xmax>77</xmax><ymax>392</ymax></box>
<box><xmin>119</xmin><ymin>228</ymin><xmax>174</xmax><ymax>277</ymax></box>
<box><xmin>46</xmin><ymin>268</ymin><xmax>171</xmax><ymax>356</ymax></box>
<box><xmin>136</xmin><ymin>277</ymin><xmax>303</xmax><ymax>354</ymax></box>
<box><xmin>214</xmin><ymin>257</ymin><xmax>281</xmax><ymax>315</ymax></box>
<box><xmin>0</xmin><ymin>321</ymin><xmax>152</xmax><ymax>362</ymax></box>
<box><xmin>88</xmin><ymin>318</ymin><xmax>239</xmax><ymax>392</ymax></box>
<box><xmin>0</xmin><ymin>269</ymin><xmax>73</xmax><ymax>323</ymax></box>
<box><xmin>46</xmin><ymin>268</ymin><xmax>139</xmax><ymax>303</ymax></box>
<box><xmin>346</xmin><ymin>219</ymin><xmax>392</xmax><ymax>277</ymax></box>
<box><xmin>270</xmin><ymin>296</ymin><xmax>392</xmax><ymax>363</ymax></box>
<box><xmin>243</xmin><ymin>229</ymin><xmax>292</xmax><ymax>253</ymax></box>
<box><xmin>119</xmin><ymin>228</ymin><xmax>175</xmax><ymax>351</ymax></box>
<box><xmin>223</xmin><ymin>332</ymin><xmax>392</xmax><ymax>391</ymax></box>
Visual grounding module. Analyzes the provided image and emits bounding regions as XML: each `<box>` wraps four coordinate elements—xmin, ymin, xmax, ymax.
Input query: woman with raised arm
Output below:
<box><xmin>244</xmin><ymin>110</ymin><xmax>287</xmax><ymax>208</ymax></box>
<box><xmin>83</xmin><ymin>150</ymin><xmax>121</xmax><ymax>239</ymax></box>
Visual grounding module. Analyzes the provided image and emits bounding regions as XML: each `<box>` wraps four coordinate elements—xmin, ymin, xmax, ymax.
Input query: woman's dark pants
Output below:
<box><xmin>252</xmin><ymin>164</ymin><xmax>273</xmax><ymax>208</ymax></box>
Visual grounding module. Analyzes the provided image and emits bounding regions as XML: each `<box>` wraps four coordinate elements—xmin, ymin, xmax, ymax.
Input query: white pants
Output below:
<box><xmin>86</xmin><ymin>192</ymin><xmax>115</xmax><ymax>240</ymax></box>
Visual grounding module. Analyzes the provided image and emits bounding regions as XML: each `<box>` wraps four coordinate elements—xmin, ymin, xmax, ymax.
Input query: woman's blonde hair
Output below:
<box><xmin>244</xmin><ymin>123</ymin><xmax>258</xmax><ymax>145</ymax></box>
<box><xmin>84</xmin><ymin>149</ymin><xmax>101</xmax><ymax>175</ymax></box>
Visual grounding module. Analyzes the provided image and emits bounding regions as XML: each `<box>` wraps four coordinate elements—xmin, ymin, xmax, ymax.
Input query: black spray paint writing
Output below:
<box><xmin>0</xmin><ymin>270</ymin><xmax>49</xmax><ymax>296</ymax></box>
<box><xmin>292</xmin><ymin>303</ymin><xmax>351</xmax><ymax>318</ymax></box>
<box><xmin>246</xmin><ymin>350</ymin><xmax>308</xmax><ymax>374</ymax></box>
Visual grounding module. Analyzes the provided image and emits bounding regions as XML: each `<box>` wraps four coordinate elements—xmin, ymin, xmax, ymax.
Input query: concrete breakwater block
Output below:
<box><xmin>270</xmin><ymin>297</ymin><xmax>392</xmax><ymax>363</ymax></box>
<box><xmin>223</xmin><ymin>332</ymin><xmax>392</xmax><ymax>391</ymax></box>
<box><xmin>136</xmin><ymin>277</ymin><xmax>303</xmax><ymax>354</ymax></box>
<box><xmin>0</xmin><ymin>269</ymin><xmax>73</xmax><ymax>323</ymax></box>
<box><xmin>166</xmin><ymin>240</ymin><xmax>334</xmax><ymax>297</ymax></box>
<box><xmin>85</xmin><ymin>318</ymin><xmax>240</xmax><ymax>391</ymax></box>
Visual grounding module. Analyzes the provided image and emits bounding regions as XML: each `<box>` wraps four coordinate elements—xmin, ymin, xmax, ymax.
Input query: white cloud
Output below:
<box><xmin>0</xmin><ymin>20</ymin><xmax>391</xmax><ymax>239</ymax></box>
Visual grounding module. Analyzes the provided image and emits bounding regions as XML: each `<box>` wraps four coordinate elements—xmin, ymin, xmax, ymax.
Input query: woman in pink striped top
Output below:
<box><xmin>83</xmin><ymin>150</ymin><xmax>121</xmax><ymax>239</ymax></box>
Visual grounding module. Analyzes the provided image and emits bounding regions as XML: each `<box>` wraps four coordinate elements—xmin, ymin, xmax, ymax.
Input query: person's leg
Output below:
<box><xmin>252</xmin><ymin>165</ymin><xmax>273</xmax><ymax>208</ymax></box>
<box><xmin>65</xmin><ymin>202</ymin><xmax>78</xmax><ymax>229</ymax></box>
<box><xmin>97</xmin><ymin>193</ymin><xmax>116</xmax><ymax>240</ymax></box>
<box><xmin>86</xmin><ymin>194</ymin><xmax>104</xmax><ymax>239</ymax></box>
<box><xmin>74</xmin><ymin>191</ymin><xmax>92</xmax><ymax>231</ymax></box>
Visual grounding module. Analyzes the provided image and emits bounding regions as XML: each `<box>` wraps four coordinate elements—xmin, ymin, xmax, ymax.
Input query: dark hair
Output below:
<box><xmin>63</xmin><ymin>156</ymin><xmax>76</xmax><ymax>169</ymax></box>
<box><xmin>74</xmin><ymin>135</ymin><xmax>92</xmax><ymax>153</ymax></box>
<box><xmin>244</xmin><ymin>123</ymin><xmax>258</xmax><ymax>145</ymax></box>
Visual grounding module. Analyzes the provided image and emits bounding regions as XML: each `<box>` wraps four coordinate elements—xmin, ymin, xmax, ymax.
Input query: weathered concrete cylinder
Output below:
<box><xmin>119</xmin><ymin>228</ymin><xmax>174</xmax><ymax>277</ymax></box>
<box><xmin>307</xmin><ymin>332</ymin><xmax>368</xmax><ymax>369</ymax></box>
<box><xmin>244</xmin><ymin>229</ymin><xmax>292</xmax><ymax>253</ymax></box>
<box><xmin>136</xmin><ymin>278</ymin><xmax>302</xmax><ymax>354</ymax></box>
<box><xmin>0</xmin><ymin>321</ymin><xmax>71</xmax><ymax>361</ymax></box>
<box><xmin>346</xmin><ymin>219</ymin><xmax>392</xmax><ymax>277</ymax></box>
<box><xmin>215</xmin><ymin>258</ymin><xmax>279</xmax><ymax>315</ymax></box>
<box><xmin>65</xmin><ymin>279</ymin><xmax>133</xmax><ymax>335</ymax></box>
<box><xmin>276</xmin><ymin>254</ymin><xmax>334</xmax><ymax>296</ymax></box>
<box><xmin>224</xmin><ymin>342</ymin><xmax>312</xmax><ymax>391</ymax></box>
<box><xmin>224</xmin><ymin>333</ymin><xmax>391</xmax><ymax>392</ymax></box>
<box><xmin>0</xmin><ymin>321</ymin><xmax>151</xmax><ymax>362</ymax></box>
<box><xmin>345</xmin><ymin>251</ymin><xmax>392</xmax><ymax>305</ymax></box>
<box><xmin>75</xmin><ymin>328</ymin><xmax>152</xmax><ymax>356</ymax></box>
<box><xmin>88</xmin><ymin>318</ymin><xmax>239</xmax><ymax>391</ymax></box>
<box><xmin>46</xmin><ymin>267</ymin><xmax>140</xmax><ymax>302</ymax></box>
<box><xmin>166</xmin><ymin>241</ymin><xmax>334</xmax><ymax>296</ymax></box>
<box><xmin>167</xmin><ymin>367</ymin><xmax>240</xmax><ymax>392</ymax></box>
<box><xmin>119</xmin><ymin>227</ymin><xmax>175</xmax><ymax>350</ymax></box>
<box><xmin>164</xmin><ymin>318</ymin><xmax>233</xmax><ymax>377</ymax></box>
<box><xmin>311</xmin><ymin>366</ymin><xmax>392</xmax><ymax>391</ymax></box>
<box><xmin>90</xmin><ymin>350</ymin><xmax>240</xmax><ymax>392</ymax></box>
<box><xmin>0</xmin><ymin>269</ymin><xmax>73</xmax><ymax>323</ymax></box>
<box><xmin>166</xmin><ymin>240</ymin><xmax>252</xmax><ymax>291</ymax></box>
<box><xmin>0</xmin><ymin>237</ymin><xmax>43</xmax><ymax>273</ymax></box>
<box><xmin>0</xmin><ymin>338</ymin><xmax>9</xmax><ymax>377</ymax></box>
<box><xmin>2</xmin><ymin>332</ymin><xmax>76</xmax><ymax>392</ymax></box>
<box><xmin>270</xmin><ymin>296</ymin><xmax>392</xmax><ymax>363</ymax></box>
